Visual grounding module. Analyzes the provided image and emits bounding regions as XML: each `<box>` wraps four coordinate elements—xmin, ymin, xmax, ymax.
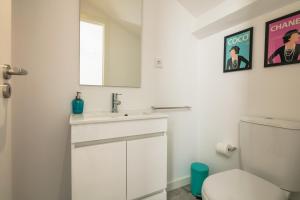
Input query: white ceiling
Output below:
<box><xmin>177</xmin><ymin>0</ymin><xmax>225</xmax><ymax>17</ymax></box>
<box><xmin>192</xmin><ymin>0</ymin><xmax>299</xmax><ymax>39</ymax></box>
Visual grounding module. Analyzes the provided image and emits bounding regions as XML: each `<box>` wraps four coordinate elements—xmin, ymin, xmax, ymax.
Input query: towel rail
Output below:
<box><xmin>151</xmin><ymin>106</ymin><xmax>191</xmax><ymax>110</ymax></box>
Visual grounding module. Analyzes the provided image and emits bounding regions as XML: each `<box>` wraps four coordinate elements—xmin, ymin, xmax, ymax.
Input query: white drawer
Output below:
<box><xmin>71</xmin><ymin>118</ymin><xmax>167</xmax><ymax>144</ymax></box>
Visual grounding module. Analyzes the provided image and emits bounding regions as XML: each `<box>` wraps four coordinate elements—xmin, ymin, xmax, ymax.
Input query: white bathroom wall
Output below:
<box><xmin>152</xmin><ymin>0</ymin><xmax>300</xmax><ymax>187</ymax></box>
<box><xmin>195</xmin><ymin>31</ymin><xmax>249</xmax><ymax>173</ymax></box>
<box><xmin>151</xmin><ymin>0</ymin><xmax>198</xmax><ymax>188</ymax></box>
<box><xmin>195</xmin><ymin>1</ymin><xmax>300</xmax><ymax>174</ymax></box>
<box><xmin>0</xmin><ymin>0</ymin><xmax>12</xmax><ymax>199</ymax></box>
<box><xmin>11</xmin><ymin>0</ymin><xmax>157</xmax><ymax>199</ymax></box>
<box><xmin>246</xmin><ymin>3</ymin><xmax>300</xmax><ymax>120</ymax></box>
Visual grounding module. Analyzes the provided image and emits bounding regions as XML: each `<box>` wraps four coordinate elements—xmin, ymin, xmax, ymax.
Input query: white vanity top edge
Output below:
<box><xmin>70</xmin><ymin>112</ymin><xmax>168</xmax><ymax>125</ymax></box>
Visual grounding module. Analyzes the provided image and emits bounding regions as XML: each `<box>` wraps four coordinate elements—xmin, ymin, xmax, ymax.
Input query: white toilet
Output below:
<box><xmin>202</xmin><ymin>116</ymin><xmax>300</xmax><ymax>200</ymax></box>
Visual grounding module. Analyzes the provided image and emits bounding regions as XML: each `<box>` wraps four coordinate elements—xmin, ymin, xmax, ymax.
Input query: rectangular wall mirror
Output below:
<box><xmin>80</xmin><ymin>0</ymin><xmax>142</xmax><ymax>87</ymax></box>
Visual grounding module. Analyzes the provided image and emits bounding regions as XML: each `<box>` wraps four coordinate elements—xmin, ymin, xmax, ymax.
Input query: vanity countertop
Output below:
<box><xmin>70</xmin><ymin>111</ymin><xmax>168</xmax><ymax>125</ymax></box>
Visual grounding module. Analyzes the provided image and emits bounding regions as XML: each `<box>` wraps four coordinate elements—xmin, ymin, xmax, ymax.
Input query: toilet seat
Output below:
<box><xmin>202</xmin><ymin>169</ymin><xmax>287</xmax><ymax>200</ymax></box>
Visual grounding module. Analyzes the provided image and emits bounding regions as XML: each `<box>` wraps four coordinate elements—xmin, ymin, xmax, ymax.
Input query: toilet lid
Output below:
<box><xmin>202</xmin><ymin>169</ymin><xmax>287</xmax><ymax>200</ymax></box>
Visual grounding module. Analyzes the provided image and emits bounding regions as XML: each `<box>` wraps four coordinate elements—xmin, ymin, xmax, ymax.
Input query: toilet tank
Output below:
<box><xmin>239</xmin><ymin>116</ymin><xmax>300</xmax><ymax>192</ymax></box>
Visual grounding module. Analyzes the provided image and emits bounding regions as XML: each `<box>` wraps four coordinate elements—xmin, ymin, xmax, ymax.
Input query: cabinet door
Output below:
<box><xmin>127</xmin><ymin>135</ymin><xmax>167</xmax><ymax>200</ymax></box>
<box><xmin>72</xmin><ymin>141</ymin><xmax>126</xmax><ymax>200</ymax></box>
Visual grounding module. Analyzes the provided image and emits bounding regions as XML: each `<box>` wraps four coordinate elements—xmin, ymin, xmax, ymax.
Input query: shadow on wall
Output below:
<box><xmin>0</xmin><ymin>98</ymin><xmax>8</xmax><ymax>152</ymax></box>
<box><xmin>59</xmin><ymin>125</ymin><xmax>72</xmax><ymax>200</ymax></box>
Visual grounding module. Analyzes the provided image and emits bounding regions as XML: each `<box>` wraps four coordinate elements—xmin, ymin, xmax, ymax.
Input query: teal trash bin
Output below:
<box><xmin>191</xmin><ymin>162</ymin><xmax>209</xmax><ymax>197</ymax></box>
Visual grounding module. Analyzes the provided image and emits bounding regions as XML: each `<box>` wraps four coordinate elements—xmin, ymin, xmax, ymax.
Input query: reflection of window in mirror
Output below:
<box><xmin>80</xmin><ymin>21</ymin><xmax>105</xmax><ymax>85</ymax></box>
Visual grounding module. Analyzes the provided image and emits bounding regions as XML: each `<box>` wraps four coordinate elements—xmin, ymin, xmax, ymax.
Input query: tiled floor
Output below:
<box><xmin>167</xmin><ymin>185</ymin><xmax>200</xmax><ymax>200</ymax></box>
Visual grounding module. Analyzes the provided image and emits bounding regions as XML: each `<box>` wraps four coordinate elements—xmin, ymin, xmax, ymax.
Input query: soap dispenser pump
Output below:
<box><xmin>72</xmin><ymin>92</ymin><xmax>84</xmax><ymax>114</ymax></box>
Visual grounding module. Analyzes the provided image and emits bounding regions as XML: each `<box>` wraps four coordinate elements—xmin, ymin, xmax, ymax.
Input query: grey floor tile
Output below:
<box><xmin>167</xmin><ymin>185</ymin><xmax>199</xmax><ymax>200</ymax></box>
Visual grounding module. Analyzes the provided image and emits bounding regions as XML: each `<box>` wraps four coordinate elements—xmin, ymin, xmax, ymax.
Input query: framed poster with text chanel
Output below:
<box><xmin>223</xmin><ymin>27</ymin><xmax>253</xmax><ymax>73</ymax></box>
<box><xmin>265</xmin><ymin>10</ymin><xmax>300</xmax><ymax>67</ymax></box>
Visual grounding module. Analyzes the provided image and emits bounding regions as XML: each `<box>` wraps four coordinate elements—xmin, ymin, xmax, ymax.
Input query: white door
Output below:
<box><xmin>72</xmin><ymin>141</ymin><xmax>127</xmax><ymax>200</ymax></box>
<box><xmin>127</xmin><ymin>135</ymin><xmax>167</xmax><ymax>200</ymax></box>
<box><xmin>0</xmin><ymin>0</ymin><xmax>12</xmax><ymax>200</ymax></box>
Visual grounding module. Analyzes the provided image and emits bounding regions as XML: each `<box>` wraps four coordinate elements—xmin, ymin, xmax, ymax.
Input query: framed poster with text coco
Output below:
<box><xmin>223</xmin><ymin>27</ymin><xmax>253</xmax><ymax>73</ymax></box>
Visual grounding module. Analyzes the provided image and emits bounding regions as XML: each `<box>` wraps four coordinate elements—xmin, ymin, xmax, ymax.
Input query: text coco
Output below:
<box><xmin>227</xmin><ymin>34</ymin><xmax>249</xmax><ymax>45</ymax></box>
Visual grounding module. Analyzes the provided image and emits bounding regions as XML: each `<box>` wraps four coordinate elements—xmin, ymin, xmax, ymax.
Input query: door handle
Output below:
<box><xmin>0</xmin><ymin>64</ymin><xmax>27</xmax><ymax>98</ymax></box>
<box><xmin>1</xmin><ymin>64</ymin><xmax>28</xmax><ymax>80</ymax></box>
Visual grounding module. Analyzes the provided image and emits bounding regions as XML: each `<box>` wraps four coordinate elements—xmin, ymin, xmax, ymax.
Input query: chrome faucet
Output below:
<box><xmin>112</xmin><ymin>93</ymin><xmax>122</xmax><ymax>113</ymax></box>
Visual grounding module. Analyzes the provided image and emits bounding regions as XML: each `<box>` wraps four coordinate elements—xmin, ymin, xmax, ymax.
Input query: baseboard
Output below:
<box><xmin>167</xmin><ymin>176</ymin><xmax>190</xmax><ymax>192</ymax></box>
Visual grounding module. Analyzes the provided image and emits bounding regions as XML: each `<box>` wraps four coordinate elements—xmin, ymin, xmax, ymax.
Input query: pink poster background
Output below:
<box><xmin>267</xmin><ymin>12</ymin><xmax>300</xmax><ymax>64</ymax></box>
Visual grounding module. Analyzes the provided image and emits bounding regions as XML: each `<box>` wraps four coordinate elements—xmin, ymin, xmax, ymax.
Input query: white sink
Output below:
<box><xmin>70</xmin><ymin>111</ymin><xmax>167</xmax><ymax>125</ymax></box>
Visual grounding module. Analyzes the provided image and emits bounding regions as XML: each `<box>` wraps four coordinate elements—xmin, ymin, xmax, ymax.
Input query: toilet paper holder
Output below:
<box><xmin>216</xmin><ymin>143</ymin><xmax>237</xmax><ymax>157</ymax></box>
<box><xmin>228</xmin><ymin>145</ymin><xmax>237</xmax><ymax>152</ymax></box>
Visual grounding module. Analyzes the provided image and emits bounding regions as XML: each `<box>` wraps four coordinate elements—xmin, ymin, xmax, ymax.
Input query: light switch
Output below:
<box><xmin>155</xmin><ymin>57</ymin><xmax>163</xmax><ymax>68</ymax></box>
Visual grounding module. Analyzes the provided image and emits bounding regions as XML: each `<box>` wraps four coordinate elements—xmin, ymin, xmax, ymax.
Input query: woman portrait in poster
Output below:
<box><xmin>268</xmin><ymin>29</ymin><xmax>300</xmax><ymax>64</ymax></box>
<box><xmin>226</xmin><ymin>46</ymin><xmax>250</xmax><ymax>70</ymax></box>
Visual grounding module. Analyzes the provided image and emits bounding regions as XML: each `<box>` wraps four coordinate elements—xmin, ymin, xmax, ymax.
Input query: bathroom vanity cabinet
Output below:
<box><xmin>70</xmin><ymin>113</ymin><xmax>168</xmax><ymax>200</ymax></box>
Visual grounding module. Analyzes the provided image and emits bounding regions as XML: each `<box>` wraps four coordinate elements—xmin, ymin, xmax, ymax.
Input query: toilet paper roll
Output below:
<box><xmin>216</xmin><ymin>142</ymin><xmax>234</xmax><ymax>157</ymax></box>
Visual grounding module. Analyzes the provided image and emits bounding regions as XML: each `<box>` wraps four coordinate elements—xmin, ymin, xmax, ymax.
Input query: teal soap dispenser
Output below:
<box><xmin>72</xmin><ymin>92</ymin><xmax>84</xmax><ymax>114</ymax></box>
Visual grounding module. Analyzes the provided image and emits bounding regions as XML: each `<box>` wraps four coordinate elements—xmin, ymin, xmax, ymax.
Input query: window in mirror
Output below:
<box><xmin>80</xmin><ymin>21</ymin><xmax>105</xmax><ymax>85</ymax></box>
